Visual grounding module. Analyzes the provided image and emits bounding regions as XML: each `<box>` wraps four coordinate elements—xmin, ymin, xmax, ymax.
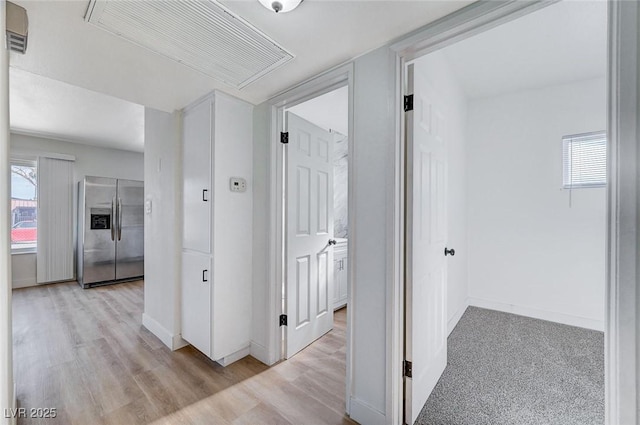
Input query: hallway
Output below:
<box><xmin>12</xmin><ymin>280</ymin><xmax>353</xmax><ymax>425</ymax></box>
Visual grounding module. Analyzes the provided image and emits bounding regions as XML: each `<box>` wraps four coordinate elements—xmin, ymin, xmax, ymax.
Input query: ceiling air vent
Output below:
<box><xmin>6</xmin><ymin>1</ymin><xmax>28</xmax><ymax>54</ymax></box>
<box><xmin>85</xmin><ymin>0</ymin><xmax>294</xmax><ymax>89</ymax></box>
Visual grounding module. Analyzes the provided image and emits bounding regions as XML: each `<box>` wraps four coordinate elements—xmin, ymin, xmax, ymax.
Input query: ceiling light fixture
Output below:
<box><xmin>258</xmin><ymin>0</ymin><xmax>303</xmax><ymax>14</ymax></box>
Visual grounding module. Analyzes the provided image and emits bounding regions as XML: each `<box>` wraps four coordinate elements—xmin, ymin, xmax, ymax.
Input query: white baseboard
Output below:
<box><xmin>172</xmin><ymin>335</ymin><xmax>189</xmax><ymax>350</ymax></box>
<box><xmin>216</xmin><ymin>345</ymin><xmax>251</xmax><ymax>367</ymax></box>
<box><xmin>11</xmin><ymin>278</ymin><xmax>37</xmax><ymax>289</ymax></box>
<box><xmin>447</xmin><ymin>299</ymin><xmax>469</xmax><ymax>336</ymax></box>
<box><xmin>250</xmin><ymin>341</ymin><xmax>271</xmax><ymax>365</ymax></box>
<box><xmin>142</xmin><ymin>313</ymin><xmax>183</xmax><ymax>350</ymax></box>
<box><xmin>349</xmin><ymin>397</ymin><xmax>385</xmax><ymax>425</ymax></box>
<box><xmin>333</xmin><ymin>299</ymin><xmax>347</xmax><ymax>311</ymax></box>
<box><xmin>468</xmin><ymin>297</ymin><xmax>605</xmax><ymax>332</ymax></box>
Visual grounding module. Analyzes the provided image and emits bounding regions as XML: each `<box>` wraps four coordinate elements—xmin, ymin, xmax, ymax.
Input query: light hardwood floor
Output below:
<box><xmin>12</xmin><ymin>280</ymin><xmax>355</xmax><ymax>425</ymax></box>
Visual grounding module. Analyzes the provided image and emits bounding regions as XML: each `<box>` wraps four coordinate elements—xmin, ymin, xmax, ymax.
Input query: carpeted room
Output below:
<box><xmin>406</xmin><ymin>1</ymin><xmax>606</xmax><ymax>423</ymax></box>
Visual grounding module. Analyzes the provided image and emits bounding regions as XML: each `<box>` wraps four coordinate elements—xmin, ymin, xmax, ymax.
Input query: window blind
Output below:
<box><xmin>562</xmin><ymin>131</ymin><xmax>607</xmax><ymax>189</ymax></box>
<box><xmin>37</xmin><ymin>156</ymin><xmax>74</xmax><ymax>283</ymax></box>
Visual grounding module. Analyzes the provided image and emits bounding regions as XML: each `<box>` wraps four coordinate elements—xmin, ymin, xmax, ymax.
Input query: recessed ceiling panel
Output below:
<box><xmin>85</xmin><ymin>0</ymin><xmax>294</xmax><ymax>89</ymax></box>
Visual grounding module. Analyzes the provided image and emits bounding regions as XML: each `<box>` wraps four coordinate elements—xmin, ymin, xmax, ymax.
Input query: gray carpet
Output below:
<box><xmin>415</xmin><ymin>307</ymin><xmax>604</xmax><ymax>425</ymax></box>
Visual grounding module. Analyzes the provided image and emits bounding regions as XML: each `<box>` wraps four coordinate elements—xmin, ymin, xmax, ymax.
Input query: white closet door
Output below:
<box><xmin>405</xmin><ymin>64</ymin><xmax>449</xmax><ymax>424</ymax></box>
<box><xmin>37</xmin><ymin>157</ymin><xmax>74</xmax><ymax>283</ymax></box>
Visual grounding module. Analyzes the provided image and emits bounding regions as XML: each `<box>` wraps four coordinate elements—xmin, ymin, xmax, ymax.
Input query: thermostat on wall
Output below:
<box><xmin>229</xmin><ymin>177</ymin><xmax>247</xmax><ymax>193</ymax></box>
<box><xmin>145</xmin><ymin>198</ymin><xmax>152</xmax><ymax>215</ymax></box>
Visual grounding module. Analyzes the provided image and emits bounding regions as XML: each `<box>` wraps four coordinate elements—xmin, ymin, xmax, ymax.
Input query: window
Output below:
<box><xmin>10</xmin><ymin>160</ymin><xmax>37</xmax><ymax>252</ymax></box>
<box><xmin>562</xmin><ymin>131</ymin><xmax>607</xmax><ymax>189</ymax></box>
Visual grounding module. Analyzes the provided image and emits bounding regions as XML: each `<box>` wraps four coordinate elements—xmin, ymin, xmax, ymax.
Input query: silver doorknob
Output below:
<box><xmin>328</xmin><ymin>239</ymin><xmax>337</xmax><ymax>246</ymax></box>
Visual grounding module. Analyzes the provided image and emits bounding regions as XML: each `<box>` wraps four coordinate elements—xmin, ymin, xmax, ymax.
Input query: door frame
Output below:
<box><xmin>390</xmin><ymin>1</ymin><xmax>634</xmax><ymax>424</ymax></box>
<box><xmin>266</xmin><ymin>62</ymin><xmax>355</xmax><ymax>413</ymax></box>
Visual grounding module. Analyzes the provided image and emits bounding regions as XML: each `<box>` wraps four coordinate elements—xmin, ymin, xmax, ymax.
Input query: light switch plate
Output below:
<box><xmin>145</xmin><ymin>199</ymin><xmax>152</xmax><ymax>214</ymax></box>
<box><xmin>229</xmin><ymin>177</ymin><xmax>247</xmax><ymax>192</ymax></box>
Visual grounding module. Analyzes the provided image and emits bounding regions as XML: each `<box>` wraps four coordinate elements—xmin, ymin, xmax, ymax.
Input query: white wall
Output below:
<box><xmin>10</xmin><ymin>253</ymin><xmax>35</xmax><ymax>289</ymax></box>
<box><xmin>414</xmin><ymin>51</ymin><xmax>469</xmax><ymax>334</ymax></box>
<box><xmin>211</xmin><ymin>93</ymin><xmax>254</xmax><ymax>361</ymax></box>
<box><xmin>250</xmin><ymin>103</ymin><xmax>271</xmax><ymax>363</ymax></box>
<box><xmin>349</xmin><ymin>46</ymin><xmax>396</xmax><ymax>424</ymax></box>
<box><xmin>0</xmin><ymin>5</ymin><xmax>12</xmax><ymax>420</ymax></box>
<box><xmin>142</xmin><ymin>108</ymin><xmax>183</xmax><ymax>350</ymax></box>
<box><xmin>11</xmin><ymin>133</ymin><xmax>143</xmax><ymax>182</ymax></box>
<box><xmin>10</xmin><ymin>133</ymin><xmax>144</xmax><ymax>288</ymax></box>
<box><xmin>467</xmin><ymin>77</ymin><xmax>607</xmax><ymax>330</ymax></box>
<box><xmin>614</xmin><ymin>1</ymin><xmax>640</xmax><ymax>420</ymax></box>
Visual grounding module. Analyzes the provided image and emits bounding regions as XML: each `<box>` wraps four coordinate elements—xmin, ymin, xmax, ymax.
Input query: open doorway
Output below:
<box><xmin>267</xmin><ymin>68</ymin><xmax>353</xmax><ymax>418</ymax></box>
<box><xmin>402</xmin><ymin>1</ymin><xmax>607</xmax><ymax>424</ymax></box>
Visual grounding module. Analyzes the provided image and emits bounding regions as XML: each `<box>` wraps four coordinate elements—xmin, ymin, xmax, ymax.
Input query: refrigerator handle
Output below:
<box><xmin>111</xmin><ymin>198</ymin><xmax>116</xmax><ymax>241</ymax></box>
<box><xmin>117</xmin><ymin>198</ymin><xmax>123</xmax><ymax>241</ymax></box>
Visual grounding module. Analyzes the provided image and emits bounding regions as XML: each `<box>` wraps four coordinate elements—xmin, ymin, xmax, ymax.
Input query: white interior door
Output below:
<box><xmin>404</xmin><ymin>64</ymin><xmax>448</xmax><ymax>424</ymax></box>
<box><xmin>286</xmin><ymin>111</ymin><xmax>334</xmax><ymax>358</ymax></box>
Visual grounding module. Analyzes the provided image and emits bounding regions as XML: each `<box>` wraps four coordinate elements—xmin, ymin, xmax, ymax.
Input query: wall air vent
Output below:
<box><xmin>85</xmin><ymin>0</ymin><xmax>294</xmax><ymax>89</ymax></box>
<box><xmin>6</xmin><ymin>1</ymin><xmax>28</xmax><ymax>54</ymax></box>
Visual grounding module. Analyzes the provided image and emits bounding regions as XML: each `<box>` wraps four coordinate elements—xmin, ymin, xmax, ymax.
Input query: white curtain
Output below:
<box><xmin>37</xmin><ymin>157</ymin><xmax>74</xmax><ymax>283</ymax></box>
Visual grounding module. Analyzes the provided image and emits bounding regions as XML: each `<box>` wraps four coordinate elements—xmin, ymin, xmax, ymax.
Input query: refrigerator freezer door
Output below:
<box><xmin>115</xmin><ymin>179</ymin><xmax>144</xmax><ymax>280</ymax></box>
<box><xmin>83</xmin><ymin>176</ymin><xmax>117</xmax><ymax>285</ymax></box>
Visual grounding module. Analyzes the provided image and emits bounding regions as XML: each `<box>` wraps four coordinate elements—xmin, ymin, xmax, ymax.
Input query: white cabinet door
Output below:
<box><xmin>183</xmin><ymin>99</ymin><xmax>212</xmax><ymax>254</ymax></box>
<box><xmin>333</xmin><ymin>246</ymin><xmax>348</xmax><ymax>310</ymax></box>
<box><xmin>339</xmin><ymin>255</ymin><xmax>348</xmax><ymax>304</ymax></box>
<box><xmin>181</xmin><ymin>251</ymin><xmax>211</xmax><ymax>357</ymax></box>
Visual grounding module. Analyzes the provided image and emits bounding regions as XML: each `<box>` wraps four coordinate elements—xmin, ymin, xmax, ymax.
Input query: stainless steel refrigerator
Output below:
<box><xmin>78</xmin><ymin>176</ymin><xmax>144</xmax><ymax>288</ymax></box>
